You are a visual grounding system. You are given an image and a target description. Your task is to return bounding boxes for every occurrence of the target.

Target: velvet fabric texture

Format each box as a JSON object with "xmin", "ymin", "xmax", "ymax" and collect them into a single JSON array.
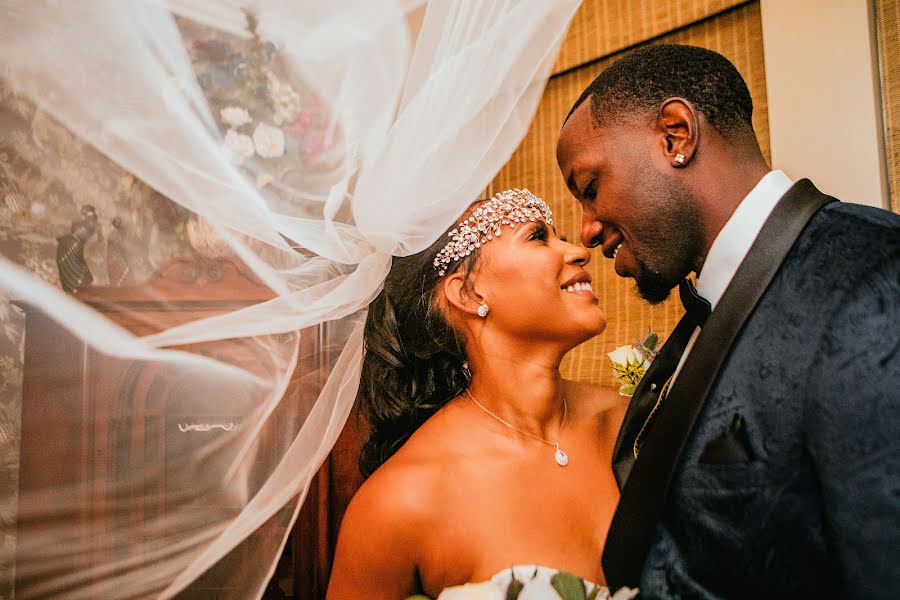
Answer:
[{"xmin": 636, "ymin": 184, "xmax": 900, "ymax": 598}]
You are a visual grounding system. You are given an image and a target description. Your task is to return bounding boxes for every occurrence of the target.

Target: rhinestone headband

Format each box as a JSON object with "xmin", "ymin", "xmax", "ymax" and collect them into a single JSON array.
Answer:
[{"xmin": 433, "ymin": 188, "xmax": 554, "ymax": 276}]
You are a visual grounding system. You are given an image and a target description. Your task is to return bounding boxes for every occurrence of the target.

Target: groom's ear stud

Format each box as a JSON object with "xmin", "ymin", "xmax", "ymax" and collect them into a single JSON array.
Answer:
[{"xmin": 674, "ymin": 153, "xmax": 686, "ymax": 165}]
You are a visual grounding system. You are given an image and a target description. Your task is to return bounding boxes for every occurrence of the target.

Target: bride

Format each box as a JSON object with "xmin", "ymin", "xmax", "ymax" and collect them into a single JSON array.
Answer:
[{"xmin": 327, "ymin": 189, "xmax": 627, "ymax": 599}]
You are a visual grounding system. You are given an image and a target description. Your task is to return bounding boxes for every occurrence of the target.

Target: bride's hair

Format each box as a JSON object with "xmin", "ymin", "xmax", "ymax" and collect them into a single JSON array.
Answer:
[{"xmin": 357, "ymin": 223, "xmax": 480, "ymax": 478}]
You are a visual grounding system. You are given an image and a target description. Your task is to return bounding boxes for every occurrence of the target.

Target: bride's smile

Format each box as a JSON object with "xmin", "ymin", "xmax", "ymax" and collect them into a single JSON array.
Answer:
[{"xmin": 441, "ymin": 210, "xmax": 606, "ymax": 355}]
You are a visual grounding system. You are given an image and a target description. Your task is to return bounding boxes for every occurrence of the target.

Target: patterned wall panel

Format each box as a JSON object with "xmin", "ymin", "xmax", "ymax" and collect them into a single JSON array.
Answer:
[
  {"xmin": 876, "ymin": 0, "xmax": 900, "ymax": 213},
  {"xmin": 492, "ymin": 1, "xmax": 769, "ymax": 387},
  {"xmin": 554, "ymin": 0, "xmax": 751, "ymax": 74}
]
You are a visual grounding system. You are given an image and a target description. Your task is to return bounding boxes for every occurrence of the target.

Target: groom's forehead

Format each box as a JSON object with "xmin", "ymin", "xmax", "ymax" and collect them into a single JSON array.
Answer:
[
  {"xmin": 558, "ymin": 103, "xmax": 622, "ymax": 175},
  {"xmin": 557, "ymin": 103, "xmax": 597, "ymax": 161}
]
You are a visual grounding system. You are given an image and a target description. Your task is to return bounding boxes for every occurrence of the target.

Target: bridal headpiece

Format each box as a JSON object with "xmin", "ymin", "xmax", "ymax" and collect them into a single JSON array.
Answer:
[{"xmin": 433, "ymin": 188, "xmax": 554, "ymax": 275}]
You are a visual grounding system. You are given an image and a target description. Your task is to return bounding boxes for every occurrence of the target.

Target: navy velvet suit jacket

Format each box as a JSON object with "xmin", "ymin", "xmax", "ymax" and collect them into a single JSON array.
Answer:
[{"xmin": 638, "ymin": 186, "xmax": 900, "ymax": 598}]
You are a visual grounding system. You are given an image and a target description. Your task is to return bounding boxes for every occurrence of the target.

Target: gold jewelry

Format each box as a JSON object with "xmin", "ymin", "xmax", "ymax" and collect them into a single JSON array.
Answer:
[
  {"xmin": 632, "ymin": 374, "xmax": 674, "ymax": 459},
  {"xmin": 465, "ymin": 389, "xmax": 569, "ymax": 466}
]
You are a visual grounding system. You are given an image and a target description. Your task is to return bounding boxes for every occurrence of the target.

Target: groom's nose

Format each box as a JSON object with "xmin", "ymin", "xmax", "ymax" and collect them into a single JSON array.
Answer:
[{"xmin": 581, "ymin": 213, "xmax": 603, "ymax": 248}]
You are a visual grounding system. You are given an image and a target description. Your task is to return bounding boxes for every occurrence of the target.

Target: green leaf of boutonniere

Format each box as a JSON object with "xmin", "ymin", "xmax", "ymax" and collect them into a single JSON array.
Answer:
[
  {"xmin": 549, "ymin": 572, "xmax": 586, "ymax": 600},
  {"xmin": 506, "ymin": 574, "xmax": 524, "ymax": 600}
]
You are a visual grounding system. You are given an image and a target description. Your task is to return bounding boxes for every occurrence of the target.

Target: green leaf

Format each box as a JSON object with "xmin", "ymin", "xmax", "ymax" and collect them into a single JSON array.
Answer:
[
  {"xmin": 404, "ymin": 595, "xmax": 432, "ymax": 600},
  {"xmin": 506, "ymin": 575, "xmax": 524, "ymax": 600},
  {"xmin": 619, "ymin": 383, "xmax": 637, "ymax": 396},
  {"xmin": 550, "ymin": 572, "xmax": 586, "ymax": 600}
]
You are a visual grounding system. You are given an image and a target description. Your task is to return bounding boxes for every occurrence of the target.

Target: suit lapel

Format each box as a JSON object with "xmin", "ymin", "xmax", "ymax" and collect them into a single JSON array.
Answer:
[
  {"xmin": 611, "ymin": 316, "xmax": 696, "ymax": 487},
  {"xmin": 602, "ymin": 180, "xmax": 836, "ymax": 589}
]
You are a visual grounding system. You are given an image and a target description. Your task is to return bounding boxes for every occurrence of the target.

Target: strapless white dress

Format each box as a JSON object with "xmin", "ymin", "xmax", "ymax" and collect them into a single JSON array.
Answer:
[{"xmin": 435, "ymin": 565, "xmax": 638, "ymax": 600}]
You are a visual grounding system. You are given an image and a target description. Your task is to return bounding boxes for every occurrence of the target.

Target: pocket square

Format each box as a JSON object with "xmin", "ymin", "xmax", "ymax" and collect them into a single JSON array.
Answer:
[{"xmin": 699, "ymin": 414, "xmax": 755, "ymax": 464}]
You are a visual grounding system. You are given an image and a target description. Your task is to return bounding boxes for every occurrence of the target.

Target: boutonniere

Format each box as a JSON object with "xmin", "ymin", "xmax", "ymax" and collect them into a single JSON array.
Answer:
[{"xmin": 608, "ymin": 331, "xmax": 659, "ymax": 396}]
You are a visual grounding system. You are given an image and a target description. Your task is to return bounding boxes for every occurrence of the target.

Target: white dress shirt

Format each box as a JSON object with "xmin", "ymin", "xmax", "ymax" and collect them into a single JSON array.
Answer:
[{"xmin": 669, "ymin": 170, "xmax": 795, "ymax": 385}]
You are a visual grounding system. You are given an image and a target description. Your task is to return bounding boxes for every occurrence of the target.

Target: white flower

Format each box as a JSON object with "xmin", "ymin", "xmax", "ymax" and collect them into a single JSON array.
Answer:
[
  {"xmin": 609, "ymin": 587, "xmax": 640, "ymax": 600},
  {"xmin": 436, "ymin": 581, "xmax": 504, "ymax": 600},
  {"xmin": 607, "ymin": 344, "xmax": 643, "ymax": 366},
  {"xmin": 608, "ymin": 343, "xmax": 651, "ymax": 397},
  {"xmin": 220, "ymin": 106, "xmax": 252, "ymax": 128},
  {"xmin": 517, "ymin": 579, "xmax": 562, "ymax": 599},
  {"xmin": 252, "ymin": 122, "xmax": 285, "ymax": 158},
  {"xmin": 224, "ymin": 129, "xmax": 255, "ymax": 159}
]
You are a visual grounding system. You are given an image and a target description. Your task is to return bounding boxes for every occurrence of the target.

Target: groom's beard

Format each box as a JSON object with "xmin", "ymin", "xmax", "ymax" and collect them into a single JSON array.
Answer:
[
  {"xmin": 634, "ymin": 257, "xmax": 679, "ymax": 304},
  {"xmin": 629, "ymin": 178, "xmax": 703, "ymax": 304}
]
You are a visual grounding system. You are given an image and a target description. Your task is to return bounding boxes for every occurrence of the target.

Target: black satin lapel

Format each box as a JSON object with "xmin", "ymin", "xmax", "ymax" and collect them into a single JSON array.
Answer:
[
  {"xmin": 611, "ymin": 317, "xmax": 696, "ymax": 488},
  {"xmin": 602, "ymin": 180, "xmax": 837, "ymax": 589}
]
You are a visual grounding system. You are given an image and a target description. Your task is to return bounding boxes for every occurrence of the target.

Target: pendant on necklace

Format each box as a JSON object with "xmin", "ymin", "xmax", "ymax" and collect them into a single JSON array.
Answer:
[{"xmin": 554, "ymin": 445, "xmax": 569, "ymax": 467}]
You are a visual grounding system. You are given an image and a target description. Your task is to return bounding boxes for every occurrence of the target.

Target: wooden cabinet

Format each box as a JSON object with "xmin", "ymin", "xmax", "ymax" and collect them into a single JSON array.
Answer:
[{"xmin": 16, "ymin": 257, "xmax": 363, "ymax": 599}]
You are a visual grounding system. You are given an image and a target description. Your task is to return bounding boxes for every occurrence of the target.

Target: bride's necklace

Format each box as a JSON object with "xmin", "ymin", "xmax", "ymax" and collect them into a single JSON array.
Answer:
[{"xmin": 465, "ymin": 389, "xmax": 569, "ymax": 466}]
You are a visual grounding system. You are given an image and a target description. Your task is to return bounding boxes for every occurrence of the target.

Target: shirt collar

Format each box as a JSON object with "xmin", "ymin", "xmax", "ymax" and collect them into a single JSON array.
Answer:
[{"xmin": 695, "ymin": 170, "xmax": 794, "ymax": 309}]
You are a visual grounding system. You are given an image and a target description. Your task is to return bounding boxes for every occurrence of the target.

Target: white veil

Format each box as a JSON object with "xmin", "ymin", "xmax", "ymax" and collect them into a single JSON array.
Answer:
[{"xmin": 0, "ymin": 0, "xmax": 580, "ymax": 597}]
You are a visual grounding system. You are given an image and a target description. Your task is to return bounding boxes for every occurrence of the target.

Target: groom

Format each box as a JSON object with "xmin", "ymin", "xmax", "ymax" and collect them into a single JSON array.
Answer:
[{"xmin": 557, "ymin": 44, "xmax": 900, "ymax": 598}]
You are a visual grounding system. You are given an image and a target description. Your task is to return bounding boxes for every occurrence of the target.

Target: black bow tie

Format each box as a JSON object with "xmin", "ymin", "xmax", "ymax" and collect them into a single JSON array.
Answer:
[{"xmin": 679, "ymin": 278, "xmax": 712, "ymax": 328}]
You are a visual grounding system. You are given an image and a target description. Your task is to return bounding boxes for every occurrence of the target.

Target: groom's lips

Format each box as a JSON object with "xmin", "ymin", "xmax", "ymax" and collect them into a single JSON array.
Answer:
[
  {"xmin": 601, "ymin": 232, "xmax": 624, "ymax": 260},
  {"xmin": 614, "ymin": 247, "xmax": 630, "ymax": 277}
]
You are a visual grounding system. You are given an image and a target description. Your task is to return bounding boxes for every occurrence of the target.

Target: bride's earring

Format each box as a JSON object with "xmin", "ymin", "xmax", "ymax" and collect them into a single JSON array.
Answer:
[
  {"xmin": 477, "ymin": 304, "xmax": 489, "ymax": 318},
  {"xmin": 674, "ymin": 153, "xmax": 685, "ymax": 165}
]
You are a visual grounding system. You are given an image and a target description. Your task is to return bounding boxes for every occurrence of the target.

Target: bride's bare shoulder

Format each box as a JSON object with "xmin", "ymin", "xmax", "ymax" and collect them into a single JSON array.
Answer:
[
  {"xmin": 329, "ymin": 441, "xmax": 449, "ymax": 596},
  {"xmin": 345, "ymin": 447, "xmax": 446, "ymax": 533}
]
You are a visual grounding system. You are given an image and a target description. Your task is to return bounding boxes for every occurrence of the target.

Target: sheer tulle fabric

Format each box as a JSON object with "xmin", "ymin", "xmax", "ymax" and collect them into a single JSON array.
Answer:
[{"xmin": 0, "ymin": 0, "xmax": 580, "ymax": 597}]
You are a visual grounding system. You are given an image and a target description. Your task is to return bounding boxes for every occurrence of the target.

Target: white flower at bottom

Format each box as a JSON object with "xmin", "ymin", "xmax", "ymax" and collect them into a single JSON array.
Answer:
[
  {"xmin": 220, "ymin": 106, "xmax": 252, "ymax": 128},
  {"xmin": 609, "ymin": 587, "xmax": 640, "ymax": 600},
  {"xmin": 224, "ymin": 129, "xmax": 254, "ymax": 159},
  {"xmin": 253, "ymin": 122, "xmax": 286, "ymax": 158},
  {"xmin": 436, "ymin": 581, "xmax": 504, "ymax": 600},
  {"xmin": 517, "ymin": 579, "xmax": 563, "ymax": 599}
]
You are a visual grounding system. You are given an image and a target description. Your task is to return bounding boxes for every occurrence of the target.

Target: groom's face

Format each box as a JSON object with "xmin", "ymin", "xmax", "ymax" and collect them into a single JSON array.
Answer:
[{"xmin": 556, "ymin": 101, "xmax": 702, "ymax": 303}]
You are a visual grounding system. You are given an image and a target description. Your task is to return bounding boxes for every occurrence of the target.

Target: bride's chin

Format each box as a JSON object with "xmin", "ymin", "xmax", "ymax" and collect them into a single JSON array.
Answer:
[{"xmin": 561, "ymin": 319, "xmax": 607, "ymax": 347}]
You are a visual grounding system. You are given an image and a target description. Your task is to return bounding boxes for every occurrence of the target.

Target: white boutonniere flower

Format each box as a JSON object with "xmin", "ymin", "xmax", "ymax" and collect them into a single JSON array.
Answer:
[{"xmin": 608, "ymin": 331, "xmax": 659, "ymax": 396}]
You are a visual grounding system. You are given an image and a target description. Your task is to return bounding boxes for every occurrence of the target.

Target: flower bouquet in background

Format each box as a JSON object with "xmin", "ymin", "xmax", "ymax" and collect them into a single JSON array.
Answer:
[
  {"xmin": 188, "ymin": 9, "xmax": 341, "ymax": 176},
  {"xmin": 608, "ymin": 331, "xmax": 659, "ymax": 396},
  {"xmin": 407, "ymin": 567, "xmax": 638, "ymax": 600}
]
